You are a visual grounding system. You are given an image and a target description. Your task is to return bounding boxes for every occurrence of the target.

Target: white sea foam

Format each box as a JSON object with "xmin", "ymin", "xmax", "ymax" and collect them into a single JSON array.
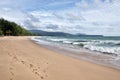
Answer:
[
  {"xmin": 32, "ymin": 36, "xmax": 120, "ymax": 56},
  {"xmin": 77, "ymin": 40, "xmax": 120, "ymax": 56},
  {"xmin": 49, "ymin": 38, "xmax": 67, "ymax": 42},
  {"xmin": 63, "ymin": 41, "xmax": 73, "ymax": 44},
  {"xmin": 84, "ymin": 45, "xmax": 120, "ymax": 56}
]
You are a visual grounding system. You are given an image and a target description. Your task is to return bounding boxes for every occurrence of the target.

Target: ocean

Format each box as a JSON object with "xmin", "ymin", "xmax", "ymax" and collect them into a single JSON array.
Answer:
[{"xmin": 31, "ymin": 36, "xmax": 120, "ymax": 69}]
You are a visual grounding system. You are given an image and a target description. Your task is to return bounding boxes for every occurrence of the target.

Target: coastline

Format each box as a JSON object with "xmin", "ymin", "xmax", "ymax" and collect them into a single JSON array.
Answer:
[
  {"xmin": 31, "ymin": 37, "xmax": 120, "ymax": 70},
  {"xmin": 0, "ymin": 36, "xmax": 120, "ymax": 80}
]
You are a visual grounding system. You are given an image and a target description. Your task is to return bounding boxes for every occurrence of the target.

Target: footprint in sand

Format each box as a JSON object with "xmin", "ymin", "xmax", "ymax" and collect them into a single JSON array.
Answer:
[
  {"xmin": 8, "ymin": 53, "xmax": 12, "ymax": 56},
  {"xmin": 10, "ymin": 78, "xmax": 13, "ymax": 80},
  {"xmin": 35, "ymin": 72, "xmax": 40, "ymax": 76},
  {"xmin": 40, "ymin": 76, "xmax": 44, "ymax": 79},
  {"xmin": 32, "ymin": 69, "xmax": 37, "ymax": 72},
  {"xmin": 10, "ymin": 72, "xmax": 14, "ymax": 76},
  {"xmin": 21, "ymin": 60, "xmax": 25, "ymax": 64},
  {"xmin": 38, "ymin": 67, "xmax": 40, "ymax": 69},
  {"xmin": 9, "ymin": 67, "xmax": 14, "ymax": 75},
  {"xmin": 9, "ymin": 67, "xmax": 13, "ymax": 70},
  {"xmin": 9, "ymin": 67, "xmax": 15, "ymax": 80},
  {"xmin": 13, "ymin": 56, "xmax": 19, "ymax": 61},
  {"xmin": 29, "ymin": 64, "xmax": 33, "ymax": 68},
  {"xmin": 32, "ymin": 68, "xmax": 45, "ymax": 79}
]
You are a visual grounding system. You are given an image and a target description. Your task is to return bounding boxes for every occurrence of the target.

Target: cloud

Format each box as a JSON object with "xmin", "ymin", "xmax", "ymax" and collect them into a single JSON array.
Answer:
[
  {"xmin": 0, "ymin": 7, "xmax": 26, "ymax": 24},
  {"xmin": 46, "ymin": 0, "xmax": 73, "ymax": 7},
  {"xmin": 75, "ymin": 0, "xmax": 90, "ymax": 9},
  {"xmin": 0, "ymin": 0, "xmax": 120, "ymax": 36},
  {"xmin": 45, "ymin": 24, "xmax": 59, "ymax": 29}
]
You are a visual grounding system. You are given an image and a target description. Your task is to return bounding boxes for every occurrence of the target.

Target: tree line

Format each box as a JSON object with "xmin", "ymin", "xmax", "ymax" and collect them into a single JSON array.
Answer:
[{"xmin": 0, "ymin": 18, "xmax": 33, "ymax": 36}]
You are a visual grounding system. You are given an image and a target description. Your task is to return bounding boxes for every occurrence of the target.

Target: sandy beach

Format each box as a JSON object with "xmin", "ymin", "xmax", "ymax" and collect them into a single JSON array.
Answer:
[{"xmin": 0, "ymin": 36, "xmax": 120, "ymax": 80}]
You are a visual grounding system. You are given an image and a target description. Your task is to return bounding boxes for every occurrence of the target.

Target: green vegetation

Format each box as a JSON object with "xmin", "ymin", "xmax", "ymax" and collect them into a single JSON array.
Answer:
[
  {"xmin": 0, "ymin": 29, "xmax": 3, "ymax": 36},
  {"xmin": 0, "ymin": 18, "xmax": 33, "ymax": 36}
]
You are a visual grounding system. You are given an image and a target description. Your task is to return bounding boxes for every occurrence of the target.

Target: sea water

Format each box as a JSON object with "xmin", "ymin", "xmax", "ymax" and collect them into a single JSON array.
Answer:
[
  {"xmin": 31, "ymin": 36, "xmax": 120, "ymax": 69},
  {"xmin": 34, "ymin": 36, "xmax": 120, "ymax": 56}
]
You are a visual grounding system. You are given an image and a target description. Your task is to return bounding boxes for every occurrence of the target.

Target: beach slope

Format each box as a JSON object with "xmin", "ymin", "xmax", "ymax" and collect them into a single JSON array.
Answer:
[{"xmin": 0, "ymin": 36, "xmax": 120, "ymax": 80}]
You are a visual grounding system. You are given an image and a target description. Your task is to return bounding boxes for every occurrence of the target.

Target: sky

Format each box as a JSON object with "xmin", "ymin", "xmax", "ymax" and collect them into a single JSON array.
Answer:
[{"xmin": 0, "ymin": 0, "xmax": 120, "ymax": 36}]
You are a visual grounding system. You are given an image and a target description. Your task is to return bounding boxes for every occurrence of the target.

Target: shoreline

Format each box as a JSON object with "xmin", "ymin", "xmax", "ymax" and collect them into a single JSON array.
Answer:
[
  {"xmin": 31, "ymin": 37, "xmax": 120, "ymax": 70},
  {"xmin": 0, "ymin": 36, "xmax": 120, "ymax": 80}
]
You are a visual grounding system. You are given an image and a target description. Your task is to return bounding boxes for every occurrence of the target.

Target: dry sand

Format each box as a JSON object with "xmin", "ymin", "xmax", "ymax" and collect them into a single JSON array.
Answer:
[{"xmin": 0, "ymin": 36, "xmax": 120, "ymax": 80}]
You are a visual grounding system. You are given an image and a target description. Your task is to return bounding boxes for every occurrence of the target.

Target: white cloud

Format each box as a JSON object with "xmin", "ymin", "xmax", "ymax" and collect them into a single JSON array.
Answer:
[
  {"xmin": 46, "ymin": 0, "xmax": 73, "ymax": 7},
  {"xmin": 25, "ymin": 1, "xmax": 120, "ymax": 36},
  {"xmin": 75, "ymin": 0, "xmax": 89, "ymax": 8},
  {"xmin": 0, "ymin": 8, "xmax": 26, "ymax": 24},
  {"xmin": 0, "ymin": 0, "xmax": 120, "ymax": 36}
]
